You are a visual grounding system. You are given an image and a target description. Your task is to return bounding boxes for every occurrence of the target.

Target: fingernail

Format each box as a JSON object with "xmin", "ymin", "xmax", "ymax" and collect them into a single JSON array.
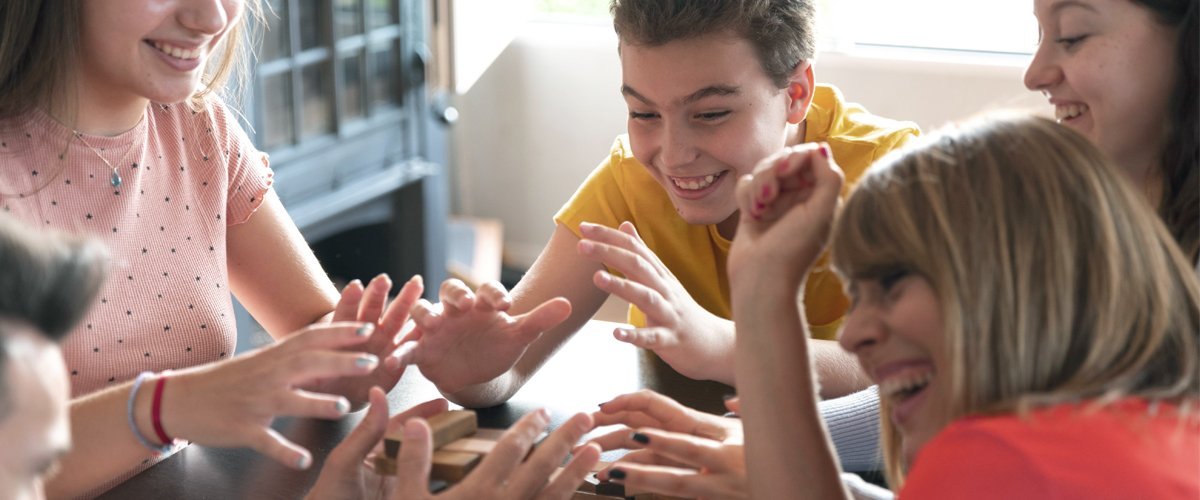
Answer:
[
  {"xmin": 761, "ymin": 184, "xmax": 770, "ymax": 199},
  {"xmin": 580, "ymin": 240, "xmax": 594, "ymax": 253},
  {"xmin": 820, "ymin": 144, "xmax": 831, "ymax": 158},
  {"xmin": 336, "ymin": 398, "xmax": 350, "ymax": 414},
  {"xmin": 595, "ymin": 271, "xmax": 610, "ymax": 283},
  {"xmin": 296, "ymin": 454, "xmax": 312, "ymax": 469},
  {"xmin": 357, "ymin": 324, "xmax": 374, "ymax": 336},
  {"xmin": 357, "ymin": 354, "xmax": 379, "ymax": 368},
  {"xmin": 614, "ymin": 328, "xmax": 630, "ymax": 340},
  {"xmin": 722, "ymin": 393, "xmax": 738, "ymax": 401},
  {"xmin": 631, "ymin": 432, "xmax": 650, "ymax": 444},
  {"xmin": 608, "ymin": 468, "xmax": 626, "ymax": 480},
  {"xmin": 350, "ymin": 279, "xmax": 362, "ymax": 287}
]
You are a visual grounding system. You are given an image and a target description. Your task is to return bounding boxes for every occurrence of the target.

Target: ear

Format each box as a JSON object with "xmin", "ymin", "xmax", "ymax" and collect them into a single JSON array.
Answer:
[{"xmin": 785, "ymin": 60, "xmax": 815, "ymax": 124}]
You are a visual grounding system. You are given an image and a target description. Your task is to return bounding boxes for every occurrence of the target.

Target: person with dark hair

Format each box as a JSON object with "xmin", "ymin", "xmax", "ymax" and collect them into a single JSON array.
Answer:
[{"xmin": 1025, "ymin": 0, "xmax": 1198, "ymax": 262}]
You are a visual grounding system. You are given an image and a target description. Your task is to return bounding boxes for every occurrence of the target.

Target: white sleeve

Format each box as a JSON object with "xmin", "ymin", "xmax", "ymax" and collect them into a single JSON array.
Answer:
[{"xmin": 820, "ymin": 386, "xmax": 882, "ymax": 472}]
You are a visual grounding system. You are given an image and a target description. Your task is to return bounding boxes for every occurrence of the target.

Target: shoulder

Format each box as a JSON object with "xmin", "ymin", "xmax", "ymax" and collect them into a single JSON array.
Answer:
[{"xmin": 809, "ymin": 84, "xmax": 919, "ymax": 165}]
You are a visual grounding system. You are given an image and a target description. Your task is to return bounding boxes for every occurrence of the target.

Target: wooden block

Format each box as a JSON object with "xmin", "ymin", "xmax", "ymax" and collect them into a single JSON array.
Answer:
[
  {"xmin": 441, "ymin": 437, "xmax": 497, "ymax": 455},
  {"xmin": 384, "ymin": 410, "xmax": 479, "ymax": 458},
  {"xmin": 430, "ymin": 450, "xmax": 481, "ymax": 483},
  {"xmin": 372, "ymin": 455, "xmax": 396, "ymax": 476}
]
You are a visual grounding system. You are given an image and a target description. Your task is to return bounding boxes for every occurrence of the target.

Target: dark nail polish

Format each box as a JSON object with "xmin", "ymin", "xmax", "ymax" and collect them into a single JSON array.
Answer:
[
  {"xmin": 608, "ymin": 468, "xmax": 626, "ymax": 480},
  {"xmin": 631, "ymin": 432, "xmax": 650, "ymax": 444}
]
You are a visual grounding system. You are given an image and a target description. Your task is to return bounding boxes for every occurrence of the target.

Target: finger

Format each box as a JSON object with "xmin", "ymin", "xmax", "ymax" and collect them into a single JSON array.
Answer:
[
  {"xmin": 807, "ymin": 141, "xmax": 845, "ymax": 210},
  {"xmin": 628, "ymin": 428, "xmax": 732, "ymax": 472},
  {"xmin": 596, "ymin": 449, "xmax": 683, "ymax": 481},
  {"xmin": 474, "ymin": 281, "xmax": 513, "ymax": 311},
  {"xmin": 538, "ymin": 442, "xmax": 602, "ymax": 500},
  {"xmin": 277, "ymin": 388, "xmax": 354, "ymax": 420},
  {"xmin": 513, "ymin": 298, "xmax": 571, "ymax": 343},
  {"xmin": 577, "ymin": 227, "xmax": 662, "ymax": 285},
  {"xmin": 438, "ymin": 279, "xmax": 475, "ymax": 315},
  {"xmin": 386, "ymin": 398, "xmax": 451, "ymax": 434},
  {"xmin": 612, "ymin": 326, "xmax": 676, "ymax": 350},
  {"xmin": 408, "ymin": 300, "xmax": 442, "ymax": 331},
  {"xmin": 380, "ymin": 275, "xmax": 424, "ymax": 337},
  {"xmin": 277, "ymin": 350, "xmax": 380, "ymax": 386},
  {"xmin": 606, "ymin": 462, "xmax": 721, "ymax": 499},
  {"xmin": 394, "ymin": 418, "xmax": 434, "ymax": 498},
  {"xmin": 386, "ymin": 339, "xmax": 419, "ymax": 373},
  {"xmin": 591, "ymin": 271, "xmax": 674, "ymax": 323},
  {"xmin": 325, "ymin": 387, "xmax": 388, "ymax": 470},
  {"xmin": 332, "ymin": 279, "xmax": 365, "ymax": 323},
  {"xmin": 252, "ymin": 427, "xmax": 314, "ymax": 470},
  {"xmin": 276, "ymin": 322, "xmax": 374, "ymax": 353},
  {"xmin": 507, "ymin": 412, "xmax": 595, "ymax": 496},
  {"xmin": 472, "ymin": 408, "xmax": 550, "ymax": 481},
  {"xmin": 582, "ymin": 426, "xmax": 636, "ymax": 451},
  {"xmin": 359, "ymin": 273, "xmax": 393, "ymax": 325},
  {"xmin": 596, "ymin": 390, "xmax": 726, "ymax": 440},
  {"xmin": 724, "ymin": 396, "xmax": 741, "ymax": 414}
]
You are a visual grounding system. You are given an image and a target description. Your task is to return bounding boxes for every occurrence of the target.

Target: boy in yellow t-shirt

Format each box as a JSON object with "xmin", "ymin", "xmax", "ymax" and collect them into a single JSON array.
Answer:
[{"xmin": 407, "ymin": 0, "xmax": 918, "ymax": 406}]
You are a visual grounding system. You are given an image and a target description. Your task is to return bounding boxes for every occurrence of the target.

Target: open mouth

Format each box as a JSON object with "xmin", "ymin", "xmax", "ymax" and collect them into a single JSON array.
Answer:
[
  {"xmin": 880, "ymin": 367, "xmax": 933, "ymax": 406},
  {"xmin": 670, "ymin": 171, "xmax": 726, "ymax": 191},
  {"xmin": 1055, "ymin": 103, "xmax": 1089, "ymax": 123},
  {"xmin": 147, "ymin": 40, "xmax": 203, "ymax": 61}
]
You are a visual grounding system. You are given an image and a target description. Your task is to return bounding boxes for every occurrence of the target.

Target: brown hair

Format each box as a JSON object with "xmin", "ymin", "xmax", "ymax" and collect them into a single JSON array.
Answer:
[
  {"xmin": 610, "ymin": 0, "xmax": 816, "ymax": 88},
  {"xmin": 0, "ymin": 0, "xmax": 264, "ymax": 121},
  {"xmin": 0, "ymin": 215, "xmax": 107, "ymax": 419},
  {"xmin": 831, "ymin": 114, "xmax": 1200, "ymax": 488},
  {"xmin": 1135, "ymin": 0, "xmax": 1198, "ymax": 261}
]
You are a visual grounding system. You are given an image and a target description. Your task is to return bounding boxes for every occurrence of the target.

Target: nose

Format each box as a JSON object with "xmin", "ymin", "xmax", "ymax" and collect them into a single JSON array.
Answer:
[
  {"xmin": 655, "ymin": 120, "xmax": 699, "ymax": 171},
  {"xmin": 838, "ymin": 305, "xmax": 884, "ymax": 355},
  {"xmin": 1023, "ymin": 43, "xmax": 1061, "ymax": 92},
  {"xmin": 180, "ymin": 0, "xmax": 235, "ymax": 35}
]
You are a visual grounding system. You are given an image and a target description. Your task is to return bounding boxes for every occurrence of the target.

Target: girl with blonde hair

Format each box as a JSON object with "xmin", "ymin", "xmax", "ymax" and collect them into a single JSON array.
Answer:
[{"xmin": 729, "ymin": 114, "xmax": 1199, "ymax": 498}]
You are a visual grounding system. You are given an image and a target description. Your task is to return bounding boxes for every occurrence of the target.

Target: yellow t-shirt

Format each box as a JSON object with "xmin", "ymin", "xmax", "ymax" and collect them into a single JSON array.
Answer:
[{"xmin": 555, "ymin": 84, "xmax": 919, "ymax": 340}]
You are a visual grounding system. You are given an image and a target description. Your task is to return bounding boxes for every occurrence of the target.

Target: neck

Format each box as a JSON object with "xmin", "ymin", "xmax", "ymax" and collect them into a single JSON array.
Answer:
[
  {"xmin": 46, "ymin": 73, "xmax": 150, "ymax": 137},
  {"xmin": 1120, "ymin": 152, "xmax": 1166, "ymax": 210}
]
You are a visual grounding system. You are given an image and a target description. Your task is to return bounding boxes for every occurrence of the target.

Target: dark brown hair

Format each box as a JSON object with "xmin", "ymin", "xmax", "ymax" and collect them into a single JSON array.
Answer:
[
  {"xmin": 1136, "ymin": 0, "xmax": 1198, "ymax": 261},
  {"xmin": 610, "ymin": 0, "xmax": 816, "ymax": 88}
]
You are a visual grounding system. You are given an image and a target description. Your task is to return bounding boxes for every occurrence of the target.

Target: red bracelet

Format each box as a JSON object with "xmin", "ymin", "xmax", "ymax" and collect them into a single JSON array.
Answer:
[{"xmin": 151, "ymin": 372, "xmax": 174, "ymax": 445}]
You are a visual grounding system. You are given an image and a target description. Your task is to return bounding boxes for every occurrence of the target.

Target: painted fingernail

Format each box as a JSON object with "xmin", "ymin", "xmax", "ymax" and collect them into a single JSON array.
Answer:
[
  {"xmin": 356, "ymin": 324, "xmax": 374, "ymax": 336},
  {"xmin": 357, "ymin": 354, "xmax": 379, "ymax": 368},
  {"xmin": 336, "ymin": 398, "xmax": 350, "ymax": 414},
  {"xmin": 608, "ymin": 468, "xmax": 627, "ymax": 480},
  {"xmin": 296, "ymin": 454, "xmax": 312, "ymax": 469},
  {"xmin": 761, "ymin": 184, "xmax": 771, "ymax": 199},
  {"xmin": 631, "ymin": 432, "xmax": 650, "ymax": 444},
  {"xmin": 820, "ymin": 144, "xmax": 831, "ymax": 158}
]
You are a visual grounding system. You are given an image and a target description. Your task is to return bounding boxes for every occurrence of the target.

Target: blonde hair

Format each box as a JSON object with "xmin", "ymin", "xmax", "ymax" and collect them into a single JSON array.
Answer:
[
  {"xmin": 0, "ymin": 0, "xmax": 264, "ymax": 121},
  {"xmin": 830, "ymin": 114, "xmax": 1200, "ymax": 488}
]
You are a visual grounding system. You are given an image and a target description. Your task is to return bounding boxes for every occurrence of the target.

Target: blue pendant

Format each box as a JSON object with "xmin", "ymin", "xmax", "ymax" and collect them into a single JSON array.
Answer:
[{"xmin": 110, "ymin": 170, "xmax": 122, "ymax": 188}]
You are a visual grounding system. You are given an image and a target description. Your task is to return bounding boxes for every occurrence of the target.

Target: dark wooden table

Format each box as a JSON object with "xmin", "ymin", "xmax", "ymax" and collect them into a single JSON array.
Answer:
[{"xmin": 100, "ymin": 320, "xmax": 735, "ymax": 499}]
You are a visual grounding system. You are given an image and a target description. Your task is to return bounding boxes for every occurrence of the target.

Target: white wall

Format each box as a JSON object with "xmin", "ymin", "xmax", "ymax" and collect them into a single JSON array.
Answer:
[{"xmin": 449, "ymin": 21, "xmax": 1047, "ymax": 268}]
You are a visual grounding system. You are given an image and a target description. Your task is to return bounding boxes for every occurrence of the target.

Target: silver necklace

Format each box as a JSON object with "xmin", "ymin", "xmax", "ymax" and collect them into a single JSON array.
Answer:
[{"xmin": 73, "ymin": 131, "xmax": 137, "ymax": 188}]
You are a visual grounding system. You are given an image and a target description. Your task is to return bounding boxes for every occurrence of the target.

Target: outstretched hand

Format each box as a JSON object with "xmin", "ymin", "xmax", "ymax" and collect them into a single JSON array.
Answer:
[
  {"xmin": 729, "ymin": 143, "xmax": 845, "ymax": 287},
  {"xmin": 577, "ymin": 221, "xmax": 733, "ymax": 383},
  {"xmin": 585, "ymin": 390, "xmax": 746, "ymax": 499},
  {"xmin": 308, "ymin": 274, "xmax": 425, "ymax": 407},
  {"xmin": 406, "ymin": 279, "xmax": 572, "ymax": 395},
  {"xmin": 164, "ymin": 322, "xmax": 386, "ymax": 470}
]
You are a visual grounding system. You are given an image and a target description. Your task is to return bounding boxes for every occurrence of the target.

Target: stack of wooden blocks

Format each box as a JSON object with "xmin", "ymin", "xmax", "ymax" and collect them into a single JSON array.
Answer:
[{"xmin": 370, "ymin": 410, "xmax": 684, "ymax": 499}]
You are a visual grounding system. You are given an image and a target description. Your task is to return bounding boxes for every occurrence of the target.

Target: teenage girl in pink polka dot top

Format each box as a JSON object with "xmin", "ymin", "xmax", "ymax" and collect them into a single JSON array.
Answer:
[{"xmin": 0, "ymin": 0, "xmax": 427, "ymax": 496}]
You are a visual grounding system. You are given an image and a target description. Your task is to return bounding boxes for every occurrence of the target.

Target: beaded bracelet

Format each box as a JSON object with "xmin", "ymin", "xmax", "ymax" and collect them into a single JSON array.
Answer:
[{"xmin": 127, "ymin": 371, "xmax": 174, "ymax": 454}]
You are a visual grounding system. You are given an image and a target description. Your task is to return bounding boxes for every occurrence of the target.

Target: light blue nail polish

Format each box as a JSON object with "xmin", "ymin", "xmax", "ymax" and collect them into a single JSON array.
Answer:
[
  {"xmin": 357, "ymin": 355, "xmax": 378, "ymax": 368},
  {"xmin": 336, "ymin": 398, "xmax": 350, "ymax": 414},
  {"xmin": 356, "ymin": 324, "xmax": 374, "ymax": 336},
  {"xmin": 297, "ymin": 454, "xmax": 312, "ymax": 469}
]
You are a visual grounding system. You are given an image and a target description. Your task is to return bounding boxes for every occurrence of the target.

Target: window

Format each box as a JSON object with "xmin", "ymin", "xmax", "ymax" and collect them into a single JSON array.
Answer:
[
  {"xmin": 254, "ymin": 0, "xmax": 406, "ymax": 153},
  {"xmin": 822, "ymin": 0, "xmax": 1037, "ymax": 56}
]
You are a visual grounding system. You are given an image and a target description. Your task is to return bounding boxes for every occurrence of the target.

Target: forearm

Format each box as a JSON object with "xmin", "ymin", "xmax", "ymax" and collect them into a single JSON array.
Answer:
[
  {"xmin": 811, "ymin": 339, "xmax": 873, "ymax": 399},
  {"xmin": 46, "ymin": 382, "xmax": 166, "ymax": 498},
  {"xmin": 734, "ymin": 281, "xmax": 850, "ymax": 500},
  {"xmin": 442, "ymin": 369, "xmax": 524, "ymax": 408}
]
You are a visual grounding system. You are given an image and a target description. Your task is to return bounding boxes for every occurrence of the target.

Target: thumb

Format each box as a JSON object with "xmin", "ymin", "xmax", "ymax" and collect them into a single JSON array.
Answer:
[
  {"xmin": 514, "ymin": 297, "xmax": 572, "ymax": 342},
  {"xmin": 393, "ymin": 418, "xmax": 434, "ymax": 499},
  {"xmin": 326, "ymin": 387, "xmax": 390, "ymax": 469}
]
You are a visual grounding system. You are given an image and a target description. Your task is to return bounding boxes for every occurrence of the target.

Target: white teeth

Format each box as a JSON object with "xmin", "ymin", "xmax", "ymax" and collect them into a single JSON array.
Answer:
[
  {"xmin": 671, "ymin": 173, "xmax": 719, "ymax": 191},
  {"xmin": 1055, "ymin": 103, "xmax": 1088, "ymax": 121},
  {"xmin": 152, "ymin": 41, "xmax": 202, "ymax": 61},
  {"xmin": 879, "ymin": 369, "xmax": 933, "ymax": 401}
]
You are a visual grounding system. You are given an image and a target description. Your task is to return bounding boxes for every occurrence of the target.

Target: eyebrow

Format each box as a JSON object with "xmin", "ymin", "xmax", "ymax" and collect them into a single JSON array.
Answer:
[
  {"xmin": 620, "ymin": 84, "xmax": 742, "ymax": 106},
  {"xmin": 1048, "ymin": 0, "xmax": 1098, "ymax": 15}
]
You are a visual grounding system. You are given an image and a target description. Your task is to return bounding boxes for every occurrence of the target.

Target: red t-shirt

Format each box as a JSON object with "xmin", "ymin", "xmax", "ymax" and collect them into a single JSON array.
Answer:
[{"xmin": 902, "ymin": 399, "xmax": 1200, "ymax": 499}]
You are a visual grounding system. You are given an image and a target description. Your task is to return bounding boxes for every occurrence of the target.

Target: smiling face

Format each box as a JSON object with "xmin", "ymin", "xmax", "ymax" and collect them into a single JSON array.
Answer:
[
  {"xmin": 620, "ymin": 32, "xmax": 809, "ymax": 235},
  {"xmin": 840, "ymin": 272, "xmax": 951, "ymax": 465},
  {"xmin": 0, "ymin": 323, "xmax": 71, "ymax": 500},
  {"xmin": 1024, "ymin": 0, "xmax": 1178, "ymax": 175},
  {"xmin": 77, "ymin": 0, "xmax": 242, "ymax": 110}
]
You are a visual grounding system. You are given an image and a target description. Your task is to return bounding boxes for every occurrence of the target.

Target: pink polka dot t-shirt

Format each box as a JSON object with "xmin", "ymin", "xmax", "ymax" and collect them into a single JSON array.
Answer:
[{"xmin": 0, "ymin": 97, "xmax": 273, "ymax": 397}]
